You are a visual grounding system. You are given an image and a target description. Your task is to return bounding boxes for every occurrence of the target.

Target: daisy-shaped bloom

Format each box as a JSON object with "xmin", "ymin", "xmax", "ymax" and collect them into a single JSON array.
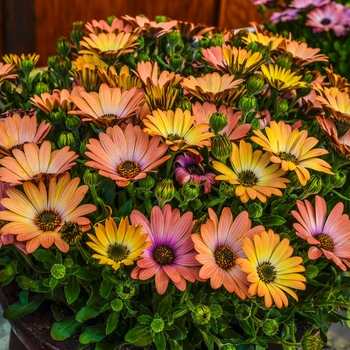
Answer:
[
  {"xmin": 175, "ymin": 21, "xmax": 214, "ymax": 40},
  {"xmin": 130, "ymin": 204, "xmax": 202, "ymax": 294},
  {"xmin": 98, "ymin": 65, "xmax": 143, "ymax": 90},
  {"xmin": 252, "ymin": 120, "xmax": 333, "ymax": 186},
  {"xmin": 290, "ymin": 0, "xmax": 330, "ymax": 9},
  {"xmin": 0, "ymin": 173, "xmax": 96, "ymax": 253},
  {"xmin": 85, "ymin": 124, "xmax": 170, "ymax": 187},
  {"xmin": 323, "ymin": 66, "xmax": 350, "ymax": 91},
  {"xmin": 0, "ymin": 63, "xmax": 17, "ymax": 83},
  {"xmin": 79, "ymin": 31, "xmax": 139, "ymax": 65},
  {"xmin": 69, "ymin": 83, "xmax": 144, "ymax": 128},
  {"xmin": 142, "ymin": 108, "xmax": 214, "ymax": 153},
  {"xmin": 243, "ymin": 32, "xmax": 284, "ymax": 51},
  {"xmin": 306, "ymin": 3, "xmax": 348, "ymax": 37},
  {"xmin": 181, "ymin": 72, "xmax": 244, "ymax": 104},
  {"xmin": 85, "ymin": 18, "xmax": 133, "ymax": 34},
  {"xmin": 213, "ymin": 140, "xmax": 289, "ymax": 203},
  {"xmin": 0, "ymin": 114, "xmax": 51, "ymax": 155},
  {"xmin": 3, "ymin": 53, "xmax": 40, "ymax": 71},
  {"xmin": 192, "ymin": 102, "xmax": 251, "ymax": 142},
  {"xmin": 292, "ymin": 196, "xmax": 350, "ymax": 271},
  {"xmin": 270, "ymin": 9, "xmax": 300, "ymax": 23},
  {"xmin": 192, "ymin": 208, "xmax": 264, "ymax": 299},
  {"xmin": 261, "ymin": 64, "xmax": 307, "ymax": 92},
  {"xmin": 236, "ymin": 229, "xmax": 306, "ymax": 308},
  {"xmin": 174, "ymin": 152, "xmax": 217, "ymax": 194},
  {"xmin": 0, "ymin": 141, "xmax": 78, "ymax": 185},
  {"xmin": 87, "ymin": 217, "xmax": 151, "ymax": 270}
]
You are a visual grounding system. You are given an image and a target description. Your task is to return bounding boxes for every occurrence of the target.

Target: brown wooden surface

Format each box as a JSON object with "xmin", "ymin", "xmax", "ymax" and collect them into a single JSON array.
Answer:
[{"xmin": 0, "ymin": 0, "xmax": 3, "ymax": 60}]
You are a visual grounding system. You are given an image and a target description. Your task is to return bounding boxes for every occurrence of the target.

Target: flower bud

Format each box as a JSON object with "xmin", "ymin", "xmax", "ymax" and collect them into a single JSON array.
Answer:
[
  {"xmin": 247, "ymin": 202, "xmax": 263, "ymax": 219},
  {"xmin": 49, "ymin": 107, "xmax": 66, "ymax": 124},
  {"xmin": 136, "ymin": 36, "xmax": 145, "ymax": 50},
  {"xmin": 211, "ymin": 134, "xmax": 232, "ymax": 163},
  {"xmin": 305, "ymin": 265, "xmax": 319, "ymax": 279},
  {"xmin": 137, "ymin": 53, "xmax": 151, "ymax": 63},
  {"xmin": 79, "ymin": 139, "xmax": 89, "ymax": 155},
  {"xmin": 64, "ymin": 258, "xmax": 74, "ymax": 268},
  {"xmin": 151, "ymin": 318, "xmax": 164, "ymax": 333},
  {"xmin": 231, "ymin": 29, "xmax": 249, "ymax": 48},
  {"xmin": 58, "ymin": 131, "xmax": 75, "ymax": 148},
  {"xmin": 302, "ymin": 72, "xmax": 314, "ymax": 84},
  {"xmin": 0, "ymin": 80, "xmax": 13, "ymax": 94},
  {"xmin": 117, "ymin": 281, "xmax": 136, "ymax": 300},
  {"xmin": 274, "ymin": 53, "xmax": 293, "ymax": 70},
  {"xmin": 139, "ymin": 175, "xmax": 155, "ymax": 190},
  {"xmin": 182, "ymin": 181, "xmax": 200, "ymax": 200},
  {"xmin": 83, "ymin": 168, "xmax": 102, "ymax": 187},
  {"xmin": 65, "ymin": 114, "xmax": 81, "ymax": 130},
  {"xmin": 246, "ymin": 41, "xmax": 260, "ymax": 53},
  {"xmin": 167, "ymin": 31, "xmax": 182, "ymax": 46},
  {"xmin": 154, "ymin": 179, "xmax": 175, "ymax": 207},
  {"xmin": 297, "ymin": 84, "xmax": 311, "ymax": 98},
  {"xmin": 70, "ymin": 21, "xmax": 84, "ymax": 46},
  {"xmin": 175, "ymin": 96, "xmax": 192, "ymax": 112},
  {"xmin": 198, "ymin": 37, "xmax": 210, "ymax": 49},
  {"xmin": 235, "ymin": 303, "xmax": 251, "ymax": 321},
  {"xmin": 34, "ymin": 82, "xmax": 51, "ymax": 96},
  {"xmin": 300, "ymin": 334, "xmax": 324, "ymax": 350},
  {"xmin": 60, "ymin": 221, "xmax": 83, "ymax": 244},
  {"xmin": 218, "ymin": 181, "xmax": 236, "ymax": 198},
  {"xmin": 303, "ymin": 174, "xmax": 323, "ymax": 196},
  {"xmin": 155, "ymin": 15, "xmax": 167, "ymax": 23},
  {"xmin": 111, "ymin": 298, "xmax": 123, "ymax": 312},
  {"xmin": 330, "ymin": 170, "xmax": 347, "ymax": 188},
  {"xmin": 262, "ymin": 319, "xmax": 279, "ymax": 336},
  {"xmin": 51, "ymin": 264, "xmax": 66, "ymax": 279},
  {"xmin": 169, "ymin": 53, "xmax": 184, "ymax": 71},
  {"xmin": 192, "ymin": 304, "xmax": 211, "ymax": 325},
  {"xmin": 208, "ymin": 34, "xmax": 224, "ymax": 47},
  {"xmin": 259, "ymin": 46, "xmax": 271, "ymax": 61},
  {"xmin": 275, "ymin": 99, "xmax": 289, "ymax": 116},
  {"xmin": 56, "ymin": 36, "xmax": 71, "ymax": 56},
  {"xmin": 246, "ymin": 74, "xmax": 265, "ymax": 96},
  {"xmin": 107, "ymin": 16, "xmax": 116, "ymax": 26},
  {"xmin": 54, "ymin": 56, "xmax": 72, "ymax": 75},
  {"xmin": 239, "ymin": 96, "xmax": 257, "ymax": 115},
  {"xmin": 209, "ymin": 112, "xmax": 228, "ymax": 134},
  {"xmin": 210, "ymin": 304, "xmax": 223, "ymax": 319},
  {"xmin": 20, "ymin": 59, "xmax": 35, "ymax": 74}
]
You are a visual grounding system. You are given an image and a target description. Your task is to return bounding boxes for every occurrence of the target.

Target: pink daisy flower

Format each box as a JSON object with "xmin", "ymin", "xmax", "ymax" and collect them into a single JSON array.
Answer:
[
  {"xmin": 292, "ymin": 195, "xmax": 350, "ymax": 271},
  {"xmin": 270, "ymin": 9, "xmax": 300, "ymax": 23},
  {"xmin": 289, "ymin": 0, "xmax": 330, "ymax": 9},
  {"xmin": 130, "ymin": 204, "xmax": 202, "ymax": 294}
]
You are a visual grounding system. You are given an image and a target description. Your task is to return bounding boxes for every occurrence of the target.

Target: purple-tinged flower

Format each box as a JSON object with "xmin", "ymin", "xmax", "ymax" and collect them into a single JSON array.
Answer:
[
  {"xmin": 174, "ymin": 152, "xmax": 217, "ymax": 194},
  {"xmin": 270, "ymin": 9, "xmax": 300, "ymax": 23},
  {"xmin": 250, "ymin": 0, "xmax": 278, "ymax": 7},
  {"xmin": 290, "ymin": 0, "xmax": 330, "ymax": 10}
]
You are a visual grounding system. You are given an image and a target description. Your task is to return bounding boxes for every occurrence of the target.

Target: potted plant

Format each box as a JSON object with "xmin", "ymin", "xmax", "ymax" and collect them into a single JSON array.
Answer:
[{"xmin": 0, "ymin": 14, "xmax": 349, "ymax": 350}]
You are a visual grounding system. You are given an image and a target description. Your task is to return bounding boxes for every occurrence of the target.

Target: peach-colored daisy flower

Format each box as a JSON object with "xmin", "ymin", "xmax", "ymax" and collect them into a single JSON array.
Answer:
[
  {"xmin": 85, "ymin": 123, "xmax": 170, "ymax": 187},
  {"xmin": 292, "ymin": 196, "xmax": 350, "ymax": 271},
  {"xmin": 192, "ymin": 207, "xmax": 264, "ymax": 299},
  {"xmin": 0, "ymin": 63, "xmax": 17, "ymax": 83},
  {"xmin": 85, "ymin": 18, "xmax": 133, "ymax": 34},
  {"xmin": 0, "ymin": 141, "xmax": 78, "ymax": 185},
  {"xmin": 0, "ymin": 173, "xmax": 96, "ymax": 253}
]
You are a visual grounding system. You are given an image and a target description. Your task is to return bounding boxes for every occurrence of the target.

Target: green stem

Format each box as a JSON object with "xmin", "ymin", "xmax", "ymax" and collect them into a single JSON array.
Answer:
[{"xmin": 165, "ymin": 151, "xmax": 177, "ymax": 178}]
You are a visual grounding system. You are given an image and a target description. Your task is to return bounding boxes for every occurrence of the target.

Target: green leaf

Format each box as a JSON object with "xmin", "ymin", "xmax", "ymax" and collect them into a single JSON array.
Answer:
[
  {"xmin": 168, "ymin": 339, "xmax": 183, "ymax": 350},
  {"xmin": 50, "ymin": 316, "xmax": 81, "ymax": 341},
  {"xmin": 118, "ymin": 200, "xmax": 132, "ymax": 217},
  {"xmin": 153, "ymin": 331, "xmax": 166, "ymax": 350},
  {"xmin": 138, "ymin": 314, "xmax": 153, "ymax": 325},
  {"xmin": 33, "ymin": 249, "xmax": 55, "ymax": 264},
  {"xmin": 125, "ymin": 325, "xmax": 150, "ymax": 343},
  {"xmin": 79, "ymin": 324, "xmax": 106, "ymax": 345},
  {"xmin": 49, "ymin": 277, "xmax": 58, "ymax": 290},
  {"xmin": 76, "ymin": 305, "xmax": 100, "ymax": 322},
  {"xmin": 106, "ymin": 310, "xmax": 119, "ymax": 335},
  {"xmin": 3, "ymin": 295, "xmax": 45, "ymax": 320},
  {"xmin": 75, "ymin": 267, "xmax": 101, "ymax": 281},
  {"xmin": 65, "ymin": 275, "xmax": 80, "ymax": 305},
  {"xmin": 158, "ymin": 294, "xmax": 172, "ymax": 317},
  {"xmin": 100, "ymin": 279, "xmax": 113, "ymax": 299},
  {"xmin": 124, "ymin": 299, "xmax": 138, "ymax": 314},
  {"xmin": 16, "ymin": 275, "xmax": 38, "ymax": 290},
  {"xmin": 259, "ymin": 215, "xmax": 286, "ymax": 227}
]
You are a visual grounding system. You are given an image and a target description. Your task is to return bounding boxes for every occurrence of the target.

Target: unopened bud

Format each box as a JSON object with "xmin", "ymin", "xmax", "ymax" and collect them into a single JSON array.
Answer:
[
  {"xmin": 49, "ymin": 107, "xmax": 66, "ymax": 124},
  {"xmin": 65, "ymin": 114, "xmax": 81, "ymax": 130},
  {"xmin": 107, "ymin": 16, "xmax": 116, "ymax": 26},
  {"xmin": 304, "ymin": 174, "xmax": 323, "ymax": 195},
  {"xmin": 235, "ymin": 303, "xmax": 251, "ymax": 321},
  {"xmin": 239, "ymin": 95, "xmax": 257, "ymax": 115},
  {"xmin": 209, "ymin": 112, "xmax": 228, "ymax": 134},
  {"xmin": 182, "ymin": 181, "xmax": 200, "ymax": 200},
  {"xmin": 20, "ymin": 59, "xmax": 35, "ymax": 74},
  {"xmin": 56, "ymin": 36, "xmax": 71, "ymax": 56},
  {"xmin": 155, "ymin": 15, "xmax": 167, "ymax": 23},
  {"xmin": 139, "ymin": 175, "xmax": 155, "ymax": 190},
  {"xmin": 34, "ymin": 82, "xmax": 51, "ymax": 96},
  {"xmin": 175, "ymin": 96, "xmax": 192, "ymax": 112},
  {"xmin": 208, "ymin": 33, "xmax": 224, "ymax": 47},
  {"xmin": 58, "ymin": 131, "xmax": 75, "ymax": 148},
  {"xmin": 169, "ymin": 53, "xmax": 184, "ymax": 71},
  {"xmin": 262, "ymin": 319, "xmax": 279, "ymax": 336},
  {"xmin": 151, "ymin": 318, "xmax": 164, "ymax": 333},
  {"xmin": 117, "ymin": 281, "xmax": 136, "ymax": 300},
  {"xmin": 330, "ymin": 170, "xmax": 347, "ymax": 188},
  {"xmin": 211, "ymin": 134, "xmax": 232, "ymax": 163},
  {"xmin": 274, "ymin": 53, "xmax": 292, "ymax": 70},
  {"xmin": 111, "ymin": 298, "xmax": 123, "ymax": 312},
  {"xmin": 275, "ymin": 99, "xmax": 289, "ymax": 116},
  {"xmin": 210, "ymin": 304, "xmax": 223, "ymax": 319},
  {"xmin": 246, "ymin": 74, "xmax": 265, "ymax": 96},
  {"xmin": 300, "ymin": 334, "xmax": 324, "ymax": 350},
  {"xmin": 218, "ymin": 181, "xmax": 236, "ymax": 198},
  {"xmin": 83, "ymin": 168, "xmax": 101, "ymax": 187},
  {"xmin": 192, "ymin": 304, "xmax": 211, "ymax": 325},
  {"xmin": 167, "ymin": 31, "xmax": 182, "ymax": 46},
  {"xmin": 51, "ymin": 264, "xmax": 66, "ymax": 279},
  {"xmin": 154, "ymin": 179, "xmax": 175, "ymax": 207}
]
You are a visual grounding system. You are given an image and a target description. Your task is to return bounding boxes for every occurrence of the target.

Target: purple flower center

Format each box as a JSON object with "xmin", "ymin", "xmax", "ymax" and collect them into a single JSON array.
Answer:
[
  {"xmin": 314, "ymin": 233, "xmax": 334, "ymax": 252},
  {"xmin": 320, "ymin": 18, "xmax": 331, "ymax": 25},
  {"xmin": 153, "ymin": 244, "xmax": 175, "ymax": 265},
  {"xmin": 187, "ymin": 164, "xmax": 204, "ymax": 175},
  {"xmin": 214, "ymin": 245, "xmax": 235, "ymax": 270}
]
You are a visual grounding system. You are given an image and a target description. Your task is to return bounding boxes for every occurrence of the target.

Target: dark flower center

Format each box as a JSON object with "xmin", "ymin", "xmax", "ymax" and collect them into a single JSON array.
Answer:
[
  {"xmin": 314, "ymin": 233, "xmax": 334, "ymax": 252},
  {"xmin": 153, "ymin": 245, "xmax": 175, "ymax": 265},
  {"xmin": 257, "ymin": 262, "xmax": 276, "ymax": 283},
  {"xmin": 35, "ymin": 210, "xmax": 61, "ymax": 231},
  {"xmin": 108, "ymin": 243, "xmax": 129, "ymax": 262},
  {"xmin": 214, "ymin": 245, "xmax": 235, "ymax": 270},
  {"xmin": 168, "ymin": 133, "xmax": 183, "ymax": 142},
  {"xmin": 320, "ymin": 18, "xmax": 331, "ymax": 25},
  {"xmin": 0, "ymin": 220, "xmax": 9, "ymax": 230},
  {"xmin": 279, "ymin": 151, "xmax": 297, "ymax": 163},
  {"xmin": 238, "ymin": 170, "xmax": 258, "ymax": 187},
  {"xmin": 187, "ymin": 164, "xmax": 204, "ymax": 175},
  {"xmin": 117, "ymin": 160, "xmax": 141, "ymax": 179},
  {"xmin": 59, "ymin": 222, "xmax": 83, "ymax": 244}
]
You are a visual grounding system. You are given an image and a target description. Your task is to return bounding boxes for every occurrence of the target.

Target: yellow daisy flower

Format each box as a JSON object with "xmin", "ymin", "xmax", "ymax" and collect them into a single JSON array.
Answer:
[
  {"xmin": 243, "ymin": 32, "xmax": 284, "ymax": 51},
  {"xmin": 236, "ymin": 229, "xmax": 306, "ymax": 309},
  {"xmin": 251, "ymin": 120, "xmax": 333, "ymax": 186},
  {"xmin": 261, "ymin": 64, "xmax": 307, "ymax": 92},
  {"xmin": 87, "ymin": 217, "xmax": 151, "ymax": 271},
  {"xmin": 212, "ymin": 140, "xmax": 290, "ymax": 203}
]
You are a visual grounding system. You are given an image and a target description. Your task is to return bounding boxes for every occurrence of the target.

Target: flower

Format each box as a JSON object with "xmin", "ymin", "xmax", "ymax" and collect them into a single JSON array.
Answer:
[
  {"xmin": 130, "ymin": 204, "xmax": 201, "ymax": 294},
  {"xmin": 0, "ymin": 173, "xmax": 96, "ymax": 253},
  {"xmin": 192, "ymin": 207, "xmax": 264, "ymax": 299},
  {"xmin": 87, "ymin": 217, "xmax": 151, "ymax": 270},
  {"xmin": 236, "ymin": 229, "xmax": 306, "ymax": 308},
  {"xmin": 0, "ymin": 63, "xmax": 17, "ymax": 83},
  {"xmin": 292, "ymin": 196, "xmax": 350, "ymax": 271}
]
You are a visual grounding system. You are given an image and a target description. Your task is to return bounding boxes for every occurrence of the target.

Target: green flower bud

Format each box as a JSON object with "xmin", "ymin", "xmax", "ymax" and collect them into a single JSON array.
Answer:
[
  {"xmin": 218, "ymin": 181, "xmax": 236, "ymax": 198},
  {"xmin": 208, "ymin": 33, "xmax": 224, "ymax": 47},
  {"xmin": 182, "ymin": 181, "xmax": 200, "ymax": 200},
  {"xmin": 220, "ymin": 344, "xmax": 236, "ymax": 350},
  {"xmin": 0, "ymin": 80, "xmax": 13, "ymax": 94},
  {"xmin": 139, "ymin": 175, "xmax": 155, "ymax": 190},
  {"xmin": 54, "ymin": 56, "xmax": 72, "ymax": 75},
  {"xmin": 60, "ymin": 221, "xmax": 83, "ymax": 244},
  {"xmin": 297, "ymin": 84, "xmax": 311, "ymax": 97},
  {"xmin": 239, "ymin": 95, "xmax": 257, "ymax": 115},
  {"xmin": 246, "ymin": 74, "xmax": 265, "ymax": 96},
  {"xmin": 303, "ymin": 174, "xmax": 323, "ymax": 196},
  {"xmin": 302, "ymin": 72, "xmax": 314, "ymax": 84},
  {"xmin": 275, "ymin": 99, "xmax": 289, "ymax": 116},
  {"xmin": 49, "ymin": 107, "xmax": 66, "ymax": 124},
  {"xmin": 117, "ymin": 281, "xmax": 136, "ymax": 300},
  {"xmin": 58, "ymin": 131, "xmax": 75, "ymax": 148},
  {"xmin": 155, "ymin": 15, "xmax": 167, "ymax": 23},
  {"xmin": 167, "ymin": 31, "xmax": 182, "ymax": 46},
  {"xmin": 305, "ymin": 265, "xmax": 319, "ymax": 279},
  {"xmin": 51, "ymin": 264, "xmax": 66, "ymax": 279},
  {"xmin": 247, "ymin": 202, "xmax": 263, "ymax": 219},
  {"xmin": 287, "ymin": 172, "xmax": 303, "ymax": 190},
  {"xmin": 259, "ymin": 46, "xmax": 271, "ymax": 61},
  {"xmin": 154, "ymin": 178, "xmax": 175, "ymax": 207},
  {"xmin": 192, "ymin": 304, "xmax": 211, "ymax": 325},
  {"xmin": 151, "ymin": 318, "xmax": 164, "ymax": 333},
  {"xmin": 64, "ymin": 258, "xmax": 74, "ymax": 268},
  {"xmin": 209, "ymin": 112, "xmax": 228, "ymax": 134},
  {"xmin": 65, "ymin": 114, "xmax": 81, "ymax": 130},
  {"xmin": 274, "ymin": 53, "xmax": 293, "ymax": 70},
  {"xmin": 34, "ymin": 82, "xmax": 51, "ymax": 96},
  {"xmin": 211, "ymin": 134, "xmax": 233, "ymax": 163},
  {"xmin": 79, "ymin": 139, "xmax": 89, "ymax": 155},
  {"xmin": 246, "ymin": 41, "xmax": 260, "ymax": 53},
  {"xmin": 111, "ymin": 298, "xmax": 124, "ymax": 312},
  {"xmin": 198, "ymin": 37, "xmax": 210, "ymax": 49},
  {"xmin": 20, "ymin": 59, "xmax": 35, "ymax": 74},
  {"xmin": 300, "ymin": 334, "xmax": 324, "ymax": 350},
  {"xmin": 83, "ymin": 168, "xmax": 102, "ymax": 187},
  {"xmin": 107, "ymin": 16, "xmax": 116, "ymax": 26},
  {"xmin": 231, "ymin": 29, "xmax": 249, "ymax": 48},
  {"xmin": 210, "ymin": 304, "xmax": 223, "ymax": 319},
  {"xmin": 330, "ymin": 170, "xmax": 347, "ymax": 188},
  {"xmin": 175, "ymin": 96, "xmax": 192, "ymax": 112},
  {"xmin": 70, "ymin": 21, "xmax": 84, "ymax": 46},
  {"xmin": 262, "ymin": 319, "xmax": 279, "ymax": 336},
  {"xmin": 169, "ymin": 53, "xmax": 184, "ymax": 71},
  {"xmin": 235, "ymin": 303, "xmax": 251, "ymax": 321},
  {"xmin": 47, "ymin": 56, "xmax": 57, "ymax": 69},
  {"xmin": 56, "ymin": 36, "xmax": 71, "ymax": 56},
  {"xmin": 137, "ymin": 53, "xmax": 151, "ymax": 63},
  {"xmin": 136, "ymin": 36, "xmax": 145, "ymax": 50}
]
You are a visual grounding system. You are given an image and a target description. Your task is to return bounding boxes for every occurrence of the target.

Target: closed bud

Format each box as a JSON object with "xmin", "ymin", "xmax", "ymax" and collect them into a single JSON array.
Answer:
[
  {"xmin": 137, "ymin": 53, "xmax": 150, "ymax": 63},
  {"xmin": 246, "ymin": 41, "xmax": 260, "ymax": 53},
  {"xmin": 65, "ymin": 114, "xmax": 81, "ymax": 130},
  {"xmin": 304, "ymin": 174, "xmax": 323, "ymax": 196},
  {"xmin": 139, "ymin": 175, "xmax": 155, "ymax": 189},
  {"xmin": 305, "ymin": 265, "xmax": 319, "ymax": 279},
  {"xmin": 107, "ymin": 16, "xmax": 116, "ymax": 26},
  {"xmin": 83, "ymin": 168, "xmax": 102, "ymax": 187},
  {"xmin": 117, "ymin": 281, "xmax": 136, "ymax": 299},
  {"xmin": 49, "ymin": 107, "xmax": 66, "ymax": 124},
  {"xmin": 51, "ymin": 264, "xmax": 66, "ymax": 279},
  {"xmin": 275, "ymin": 99, "xmax": 289, "ymax": 116},
  {"xmin": 198, "ymin": 37, "xmax": 210, "ymax": 49},
  {"xmin": 209, "ymin": 112, "xmax": 228, "ymax": 134},
  {"xmin": 155, "ymin": 15, "xmax": 167, "ymax": 23},
  {"xmin": 70, "ymin": 21, "xmax": 84, "ymax": 45},
  {"xmin": 297, "ymin": 84, "xmax": 311, "ymax": 98},
  {"xmin": 20, "ymin": 59, "xmax": 35, "ymax": 74},
  {"xmin": 34, "ymin": 82, "xmax": 51, "ymax": 96},
  {"xmin": 246, "ymin": 74, "xmax": 265, "ymax": 96},
  {"xmin": 231, "ymin": 29, "xmax": 249, "ymax": 48},
  {"xmin": 60, "ymin": 221, "xmax": 83, "ymax": 244},
  {"xmin": 300, "ymin": 334, "xmax": 324, "ymax": 350},
  {"xmin": 175, "ymin": 96, "xmax": 192, "ymax": 112},
  {"xmin": 235, "ymin": 303, "xmax": 251, "ymax": 321},
  {"xmin": 262, "ymin": 319, "xmax": 279, "ymax": 336},
  {"xmin": 211, "ymin": 134, "xmax": 232, "ymax": 163},
  {"xmin": 0, "ymin": 80, "xmax": 13, "ymax": 94},
  {"xmin": 58, "ymin": 131, "xmax": 75, "ymax": 148},
  {"xmin": 192, "ymin": 304, "xmax": 211, "ymax": 325},
  {"xmin": 330, "ymin": 170, "xmax": 347, "ymax": 188},
  {"xmin": 210, "ymin": 304, "xmax": 223, "ymax": 319},
  {"xmin": 208, "ymin": 33, "xmax": 224, "ymax": 47},
  {"xmin": 259, "ymin": 46, "xmax": 271, "ymax": 61},
  {"xmin": 247, "ymin": 202, "xmax": 263, "ymax": 219},
  {"xmin": 136, "ymin": 36, "xmax": 145, "ymax": 50},
  {"xmin": 151, "ymin": 318, "xmax": 164, "ymax": 333},
  {"xmin": 64, "ymin": 258, "xmax": 74, "ymax": 268},
  {"xmin": 54, "ymin": 56, "xmax": 72, "ymax": 75},
  {"xmin": 167, "ymin": 31, "xmax": 182, "ymax": 46},
  {"xmin": 169, "ymin": 53, "xmax": 184, "ymax": 71},
  {"xmin": 79, "ymin": 139, "xmax": 89, "ymax": 155},
  {"xmin": 274, "ymin": 53, "xmax": 293, "ymax": 70},
  {"xmin": 47, "ymin": 56, "xmax": 57, "ymax": 69},
  {"xmin": 182, "ymin": 181, "xmax": 200, "ymax": 200},
  {"xmin": 219, "ymin": 181, "xmax": 236, "ymax": 198},
  {"xmin": 111, "ymin": 298, "xmax": 123, "ymax": 312},
  {"xmin": 154, "ymin": 178, "xmax": 175, "ymax": 207},
  {"xmin": 56, "ymin": 36, "xmax": 71, "ymax": 56},
  {"xmin": 302, "ymin": 72, "xmax": 314, "ymax": 84},
  {"xmin": 239, "ymin": 95, "xmax": 257, "ymax": 114},
  {"xmin": 287, "ymin": 172, "xmax": 303, "ymax": 190}
]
